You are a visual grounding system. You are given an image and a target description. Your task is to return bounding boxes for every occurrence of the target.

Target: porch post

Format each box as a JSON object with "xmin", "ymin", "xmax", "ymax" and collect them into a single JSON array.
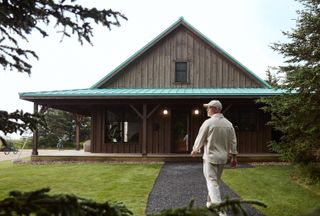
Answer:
[
  {"xmin": 75, "ymin": 114, "xmax": 80, "ymax": 151},
  {"xmin": 142, "ymin": 104, "xmax": 147, "ymax": 155},
  {"xmin": 32, "ymin": 103, "xmax": 39, "ymax": 155}
]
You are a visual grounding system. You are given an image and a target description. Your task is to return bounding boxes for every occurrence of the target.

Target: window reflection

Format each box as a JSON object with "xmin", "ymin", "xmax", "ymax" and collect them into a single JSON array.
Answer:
[{"xmin": 105, "ymin": 108, "xmax": 140, "ymax": 143}]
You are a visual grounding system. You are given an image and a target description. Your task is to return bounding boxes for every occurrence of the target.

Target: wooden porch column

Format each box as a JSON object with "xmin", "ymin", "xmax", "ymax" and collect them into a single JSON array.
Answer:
[
  {"xmin": 130, "ymin": 104, "xmax": 160, "ymax": 156},
  {"xmin": 32, "ymin": 103, "xmax": 39, "ymax": 155},
  {"xmin": 75, "ymin": 114, "xmax": 80, "ymax": 151},
  {"xmin": 142, "ymin": 104, "xmax": 147, "ymax": 155}
]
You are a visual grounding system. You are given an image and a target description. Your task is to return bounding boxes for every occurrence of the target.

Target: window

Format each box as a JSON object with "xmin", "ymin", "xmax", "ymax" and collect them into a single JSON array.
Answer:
[
  {"xmin": 224, "ymin": 107, "xmax": 257, "ymax": 131},
  {"xmin": 105, "ymin": 108, "xmax": 140, "ymax": 143},
  {"xmin": 175, "ymin": 62, "xmax": 188, "ymax": 82},
  {"xmin": 239, "ymin": 108, "xmax": 257, "ymax": 131}
]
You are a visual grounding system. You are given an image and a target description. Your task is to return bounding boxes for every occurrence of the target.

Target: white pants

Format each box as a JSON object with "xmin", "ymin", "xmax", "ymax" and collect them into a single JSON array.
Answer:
[{"xmin": 203, "ymin": 160, "xmax": 225, "ymax": 204}]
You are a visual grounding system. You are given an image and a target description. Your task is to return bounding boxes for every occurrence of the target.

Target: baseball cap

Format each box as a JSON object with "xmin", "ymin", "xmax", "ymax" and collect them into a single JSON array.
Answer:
[{"xmin": 203, "ymin": 100, "xmax": 222, "ymax": 111}]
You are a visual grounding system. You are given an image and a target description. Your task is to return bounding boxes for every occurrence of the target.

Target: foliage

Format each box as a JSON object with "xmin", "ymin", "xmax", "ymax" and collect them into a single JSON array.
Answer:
[
  {"xmin": 264, "ymin": 66, "xmax": 281, "ymax": 87},
  {"xmin": 292, "ymin": 163, "xmax": 320, "ymax": 184},
  {"xmin": 0, "ymin": 110, "xmax": 45, "ymax": 135},
  {"xmin": 0, "ymin": 0, "xmax": 127, "ymax": 74},
  {"xmin": 0, "ymin": 187, "xmax": 266, "ymax": 216},
  {"xmin": 9, "ymin": 137, "xmax": 33, "ymax": 149},
  {"xmin": 148, "ymin": 199, "xmax": 266, "ymax": 216},
  {"xmin": 39, "ymin": 108, "xmax": 90, "ymax": 148},
  {"xmin": 0, "ymin": 0, "xmax": 126, "ymax": 142},
  {"xmin": 0, "ymin": 187, "xmax": 133, "ymax": 216},
  {"xmin": 258, "ymin": 0, "xmax": 320, "ymax": 166},
  {"xmin": 0, "ymin": 110, "xmax": 46, "ymax": 147}
]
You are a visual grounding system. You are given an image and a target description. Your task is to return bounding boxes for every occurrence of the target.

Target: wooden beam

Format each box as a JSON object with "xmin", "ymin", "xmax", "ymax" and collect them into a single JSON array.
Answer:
[
  {"xmin": 223, "ymin": 104, "xmax": 233, "ymax": 114},
  {"xmin": 129, "ymin": 104, "xmax": 143, "ymax": 119},
  {"xmin": 147, "ymin": 104, "xmax": 160, "ymax": 119},
  {"xmin": 142, "ymin": 104, "xmax": 147, "ymax": 155},
  {"xmin": 32, "ymin": 103, "xmax": 39, "ymax": 155},
  {"xmin": 75, "ymin": 114, "xmax": 80, "ymax": 151}
]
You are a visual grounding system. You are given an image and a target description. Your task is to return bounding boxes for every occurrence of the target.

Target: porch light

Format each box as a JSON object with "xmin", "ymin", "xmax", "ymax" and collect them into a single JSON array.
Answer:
[
  {"xmin": 162, "ymin": 109, "xmax": 168, "ymax": 115},
  {"xmin": 194, "ymin": 109, "xmax": 200, "ymax": 115}
]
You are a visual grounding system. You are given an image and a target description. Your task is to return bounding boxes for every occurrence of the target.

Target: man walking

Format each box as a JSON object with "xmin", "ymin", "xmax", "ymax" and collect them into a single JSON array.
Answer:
[{"xmin": 191, "ymin": 100, "xmax": 237, "ymax": 213}]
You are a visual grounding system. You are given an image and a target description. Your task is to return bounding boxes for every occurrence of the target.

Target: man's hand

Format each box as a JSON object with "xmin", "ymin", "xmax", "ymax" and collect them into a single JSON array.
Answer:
[
  {"xmin": 230, "ymin": 154, "xmax": 237, "ymax": 168},
  {"xmin": 191, "ymin": 150, "xmax": 197, "ymax": 157}
]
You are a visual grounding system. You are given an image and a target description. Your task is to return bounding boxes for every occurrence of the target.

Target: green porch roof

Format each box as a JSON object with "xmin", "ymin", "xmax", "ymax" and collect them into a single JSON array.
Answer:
[{"xmin": 20, "ymin": 88, "xmax": 284, "ymax": 99}]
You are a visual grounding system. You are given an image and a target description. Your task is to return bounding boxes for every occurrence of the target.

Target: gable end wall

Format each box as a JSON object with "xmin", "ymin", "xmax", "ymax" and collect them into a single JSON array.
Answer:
[{"xmin": 101, "ymin": 26, "xmax": 263, "ymax": 88}]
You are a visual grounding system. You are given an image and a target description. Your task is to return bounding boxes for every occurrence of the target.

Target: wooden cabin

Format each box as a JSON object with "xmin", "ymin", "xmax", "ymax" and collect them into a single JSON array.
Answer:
[{"xmin": 20, "ymin": 17, "xmax": 282, "ymax": 159}]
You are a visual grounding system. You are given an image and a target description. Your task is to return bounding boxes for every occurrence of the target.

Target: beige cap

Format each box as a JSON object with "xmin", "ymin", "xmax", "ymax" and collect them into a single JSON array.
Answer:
[{"xmin": 203, "ymin": 100, "xmax": 222, "ymax": 111}]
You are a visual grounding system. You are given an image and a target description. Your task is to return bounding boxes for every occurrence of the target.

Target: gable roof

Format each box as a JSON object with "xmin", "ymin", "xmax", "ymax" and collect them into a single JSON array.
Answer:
[{"xmin": 91, "ymin": 17, "xmax": 272, "ymax": 89}]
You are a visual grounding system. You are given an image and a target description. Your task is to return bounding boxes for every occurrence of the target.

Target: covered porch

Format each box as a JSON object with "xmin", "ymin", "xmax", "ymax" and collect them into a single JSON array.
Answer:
[{"xmin": 20, "ymin": 88, "xmax": 282, "ymax": 161}]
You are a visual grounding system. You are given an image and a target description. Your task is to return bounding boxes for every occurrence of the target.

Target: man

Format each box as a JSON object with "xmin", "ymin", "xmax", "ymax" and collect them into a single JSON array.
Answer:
[{"xmin": 191, "ymin": 100, "xmax": 237, "ymax": 212}]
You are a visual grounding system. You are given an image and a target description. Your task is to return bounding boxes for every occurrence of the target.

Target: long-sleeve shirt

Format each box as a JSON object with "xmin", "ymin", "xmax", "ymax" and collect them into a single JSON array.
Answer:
[{"xmin": 192, "ymin": 113, "xmax": 237, "ymax": 164}]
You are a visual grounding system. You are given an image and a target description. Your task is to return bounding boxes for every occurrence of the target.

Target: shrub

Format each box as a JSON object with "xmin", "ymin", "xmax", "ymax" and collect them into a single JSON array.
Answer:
[
  {"xmin": 0, "ymin": 188, "xmax": 267, "ymax": 216},
  {"xmin": 0, "ymin": 188, "xmax": 133, "ymax": 216}
]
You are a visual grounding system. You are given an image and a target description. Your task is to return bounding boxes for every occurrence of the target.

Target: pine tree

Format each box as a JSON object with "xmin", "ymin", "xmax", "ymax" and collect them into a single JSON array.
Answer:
[{"xmin": 259, "ymin": 0, "xmax": 320, "ymax": 165}]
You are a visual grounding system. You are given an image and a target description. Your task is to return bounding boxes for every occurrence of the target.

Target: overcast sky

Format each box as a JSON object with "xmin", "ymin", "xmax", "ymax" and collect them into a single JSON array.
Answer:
[{"xmin": 1, "ymin": 0, "xmax": 301, "ymax": 116}]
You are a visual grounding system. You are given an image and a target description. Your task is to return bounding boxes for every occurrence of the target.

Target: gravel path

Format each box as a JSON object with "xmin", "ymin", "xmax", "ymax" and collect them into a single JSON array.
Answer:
[{"xmin": 146, "ymin": 162, "xmax": 263, "ymax": 216}]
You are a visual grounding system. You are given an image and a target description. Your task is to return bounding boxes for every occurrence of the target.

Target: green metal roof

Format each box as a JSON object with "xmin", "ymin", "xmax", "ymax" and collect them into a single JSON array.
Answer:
[
  {"xmin": 20, "ymin": 88, "xmax": 284, "ymax": 99},
  {"xmin": 91, "ymin": 17, "xmax": 272, "ymax": 89}
]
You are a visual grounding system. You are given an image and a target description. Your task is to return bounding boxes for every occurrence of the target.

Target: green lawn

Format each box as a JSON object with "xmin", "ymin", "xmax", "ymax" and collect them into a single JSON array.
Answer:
[
  {"xmin": 223, "ymin": 165, "xmax": 320, "ymax": 216},
  {"xmin": 1, "ymin": 160, "xmax": 319, "ymax": 216},
  {"xmin": 0, "ymin": 160, "xmax": 162, "ymax": 216}
]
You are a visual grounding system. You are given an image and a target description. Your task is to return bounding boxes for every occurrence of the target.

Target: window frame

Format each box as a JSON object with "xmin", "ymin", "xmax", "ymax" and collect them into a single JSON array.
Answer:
[{"xmin": 174, "ymin": 61, "xmax": 189, "ymax": 83}]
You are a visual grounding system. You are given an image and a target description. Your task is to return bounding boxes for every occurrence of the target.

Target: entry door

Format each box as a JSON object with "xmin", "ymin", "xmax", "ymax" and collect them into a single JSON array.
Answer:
[{"xmin": 171, "ymin": 110, "xmax": 190, "ymax": 153}]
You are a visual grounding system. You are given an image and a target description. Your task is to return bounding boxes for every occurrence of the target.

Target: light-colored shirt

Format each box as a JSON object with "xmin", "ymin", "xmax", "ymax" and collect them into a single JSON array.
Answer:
[{"xmin": 192, "ymin": 113, "xmax": 237, "ymax": 164}]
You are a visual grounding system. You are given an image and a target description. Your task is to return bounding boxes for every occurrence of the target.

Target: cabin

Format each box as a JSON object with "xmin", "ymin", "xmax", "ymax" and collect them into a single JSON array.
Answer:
[{"xmin": 20, "ymin": 17, "xmax": 282, "ymax": 161}]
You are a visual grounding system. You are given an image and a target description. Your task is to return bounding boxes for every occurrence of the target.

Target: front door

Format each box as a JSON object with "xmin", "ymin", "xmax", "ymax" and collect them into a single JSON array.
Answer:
[{"xmin": 171, "ymin": 110, "xmax": 190, "ymax": 153}]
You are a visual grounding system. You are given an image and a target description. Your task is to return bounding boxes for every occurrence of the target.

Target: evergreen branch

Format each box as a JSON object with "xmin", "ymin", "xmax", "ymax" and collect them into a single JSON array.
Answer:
[{"xmin": 0, "ymin": 0, "xmax": 127, "ymax": 74}]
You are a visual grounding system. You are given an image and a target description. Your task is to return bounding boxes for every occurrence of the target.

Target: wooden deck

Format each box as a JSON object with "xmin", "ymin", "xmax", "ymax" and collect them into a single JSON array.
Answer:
[{"xmin": 31, "ymin": 150, "xmax": 280, "ymax": 162}]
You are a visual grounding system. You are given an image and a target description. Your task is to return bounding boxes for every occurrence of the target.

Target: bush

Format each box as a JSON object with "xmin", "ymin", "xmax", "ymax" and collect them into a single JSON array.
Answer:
[
  {"xmin": 7, "ymin": 138, "xmax": 32, "ymax": 149},
  {"xmin": 0, "ymin": 188, "xmax": 267, "ymax": 216},
  {"xmin": 0, "ymin": 188, "xmax": 133, "ymax": 216},
  {"xmin": 292, "ymin": 163, "xmax": 320, "ymax": 184}
]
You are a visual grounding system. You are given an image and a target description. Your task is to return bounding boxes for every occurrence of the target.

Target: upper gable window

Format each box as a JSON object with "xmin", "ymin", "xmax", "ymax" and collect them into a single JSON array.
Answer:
[{"xmin": 175, "ymin": 62, "xmax": 188, "ymax": 83}]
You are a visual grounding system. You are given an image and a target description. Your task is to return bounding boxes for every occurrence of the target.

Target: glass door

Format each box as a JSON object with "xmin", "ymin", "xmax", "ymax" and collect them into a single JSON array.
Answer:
[{"xmin": 171, "ymin": 110, "xmax": 190, "ymax": 153}]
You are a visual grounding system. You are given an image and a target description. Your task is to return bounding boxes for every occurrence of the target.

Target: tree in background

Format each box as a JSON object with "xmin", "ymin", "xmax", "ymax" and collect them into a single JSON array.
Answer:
[
  {"xmin": 0, "ymin": 0, "xmax": 126, "ymax": 139},
  {"xmin": 39, "ymin": 108, "xmax": 90, "ymax": 149},
  {"xmin": 259, "ymin": 0, "xmax": 320, "ymax": 180},
  {"xmin": 264, "ymin": 66, "xmax": 281, "ymax": 88}
]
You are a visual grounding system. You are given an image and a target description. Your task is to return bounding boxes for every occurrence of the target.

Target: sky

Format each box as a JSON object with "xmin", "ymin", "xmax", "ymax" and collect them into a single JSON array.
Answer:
[{"xmin": 1, "ymin": 0, "xmax": 301, "ymax": 116}]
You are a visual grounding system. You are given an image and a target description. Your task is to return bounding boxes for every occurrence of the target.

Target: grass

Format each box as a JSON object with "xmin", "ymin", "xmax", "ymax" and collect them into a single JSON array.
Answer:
[
  {"xmin": 222, "ymin": 164, "xmax": 320, "ymax": 216},
  {"xmin": 1, "ymin": 159, "xmax": 320, "ymax": 216},
  {"xmin": 0, "ymin": 160, "xmax": 162, "ymax": 216}
]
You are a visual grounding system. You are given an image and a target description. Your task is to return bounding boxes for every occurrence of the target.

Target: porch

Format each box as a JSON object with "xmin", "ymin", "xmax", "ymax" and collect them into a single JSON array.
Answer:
[{"xmin": 30, "ymin": 150, "xmax": 280, "ymax": 163}]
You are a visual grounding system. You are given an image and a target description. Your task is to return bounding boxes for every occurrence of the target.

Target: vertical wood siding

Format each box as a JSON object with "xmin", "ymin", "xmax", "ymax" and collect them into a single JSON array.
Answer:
[
  {"xmin": 102, "ymin": 27, "xmax": 262, "ymax": 89},
  {"xmin": 92, "ymin": 102, "xmax": 272, "ymax": 154}
]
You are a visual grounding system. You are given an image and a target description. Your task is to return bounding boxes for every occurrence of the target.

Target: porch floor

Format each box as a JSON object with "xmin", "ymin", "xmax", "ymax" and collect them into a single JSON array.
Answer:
[{"xmin": 30, "ymin": 149, "xmax": 281, "ymax": 162}]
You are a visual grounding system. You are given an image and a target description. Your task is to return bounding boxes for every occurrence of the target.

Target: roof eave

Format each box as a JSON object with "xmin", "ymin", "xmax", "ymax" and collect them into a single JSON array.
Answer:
[{"xmin": 20, "ymin": 94, "xmax": 281, "ymax": 101}]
